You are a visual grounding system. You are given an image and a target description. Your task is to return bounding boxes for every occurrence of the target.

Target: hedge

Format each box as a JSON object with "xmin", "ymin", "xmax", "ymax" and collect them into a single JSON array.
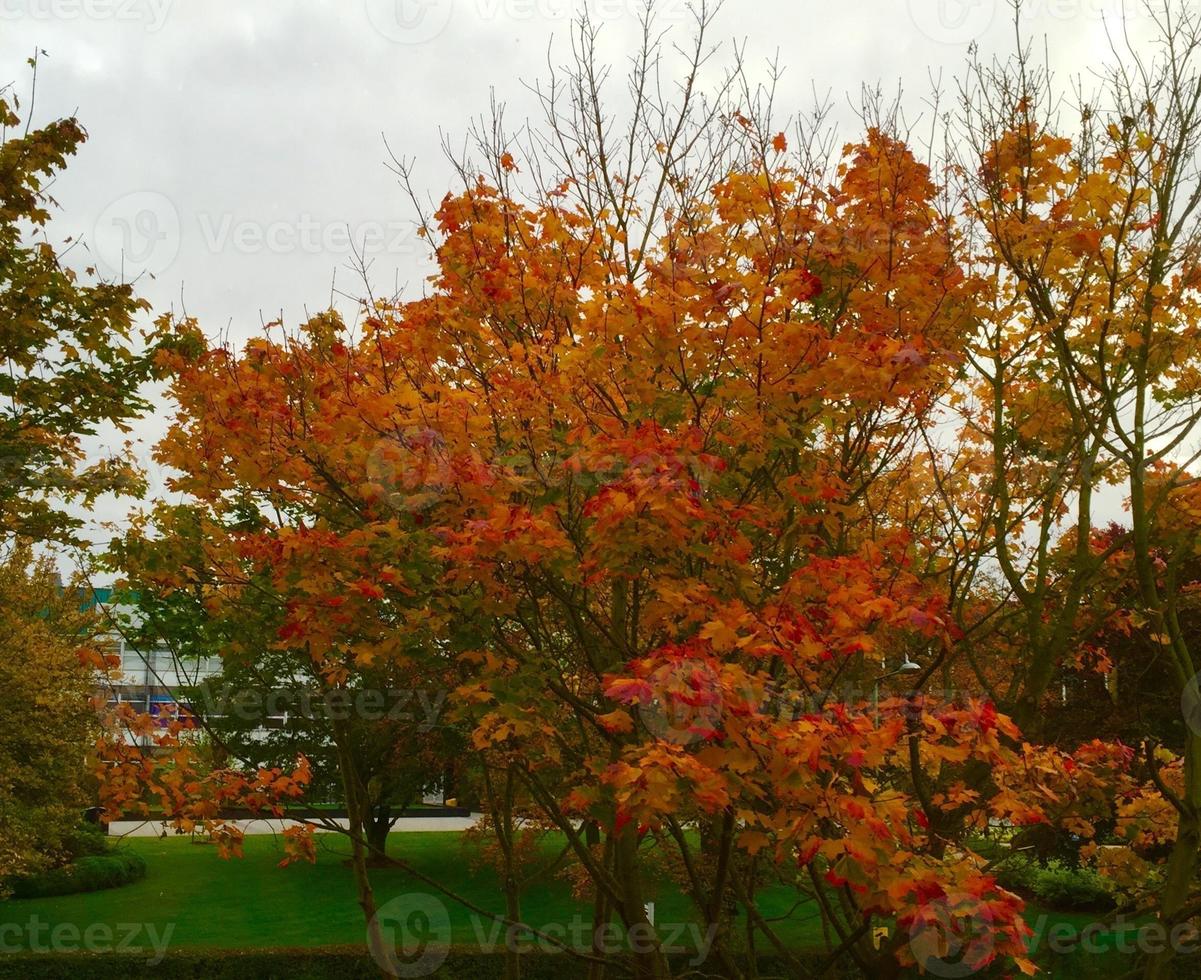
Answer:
[
  {"xmin": 0, "ymin": 949, "xmax": 846, "ymax": 979},
  {"xmin": 4, "ymin": 850, "xmax": 147, "ymax": 900},
  {"xmin": 0, "ymin": 946, "xmax": 1195, "ymax": 978}
]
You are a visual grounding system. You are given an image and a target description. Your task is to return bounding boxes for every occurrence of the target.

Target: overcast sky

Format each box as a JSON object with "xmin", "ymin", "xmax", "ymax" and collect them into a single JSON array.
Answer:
[{"xmin": 0, "ymin": 0, "xmax": 1158, "ymax": 557}]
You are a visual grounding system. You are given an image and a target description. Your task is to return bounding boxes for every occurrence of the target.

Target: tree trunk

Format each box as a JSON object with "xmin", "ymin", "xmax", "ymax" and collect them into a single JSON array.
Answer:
[
  {"xmin": 332, "ymin": 722, "xmax": 390, "ymax": 978},
  {"xmin": 614, "ymin": 825, "xmax": 669, "ymax": 979},
  {"xmin": 587, "ymin": 831, "xmax": 616, "ymax": 980},
  {"xmin": 1144, "ymin": 733, "xmax": 1201, "ymax": 980},
  {"xmin": 503, "ymin": 872, "xmax": 523, "ymax": 980},
  {"xmin": 365, "ymin": 803, "xmax": 393, "ymax": 866}
]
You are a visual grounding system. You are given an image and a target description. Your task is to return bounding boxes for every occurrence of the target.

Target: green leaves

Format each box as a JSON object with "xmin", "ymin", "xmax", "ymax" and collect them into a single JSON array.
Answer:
[{"xmin": 0, "ymin": 87, "xmax": 157, "ymax": 545}]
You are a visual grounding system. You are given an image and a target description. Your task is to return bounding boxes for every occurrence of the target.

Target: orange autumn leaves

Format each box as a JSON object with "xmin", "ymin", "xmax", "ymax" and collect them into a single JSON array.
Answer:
[{"xmin": 107, "ymin": 120, "xmax": 1187, "ymax": 978}]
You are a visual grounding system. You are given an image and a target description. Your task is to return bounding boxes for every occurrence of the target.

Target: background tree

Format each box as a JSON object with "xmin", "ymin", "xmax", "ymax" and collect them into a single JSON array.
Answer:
[
  {"xmin": 926, "ymin": 7, "xmax": 1201, "ymax": 974},
  {"xmin": 1, "ymin": 59, "xmax": 159, "ymax": 545},
  {"xmin": 0, "ymin": 60, "xmax": 161, "ymax": 894},
  {"xmin": 108, "ymin": 530, "xmax": 462, "ymax": 865},
  {"xmin": 0, "ymin": 545, "xmax": 100, "ymax": 889}
]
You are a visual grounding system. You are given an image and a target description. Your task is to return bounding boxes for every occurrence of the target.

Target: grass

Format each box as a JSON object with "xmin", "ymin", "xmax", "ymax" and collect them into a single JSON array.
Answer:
[
  {"xmin": 0, "ymin": 832, "xmax": 825, "ymax": 953},
  {"xmin": 0, "ymin": 831, "xmax": 1178, "ymax": 977}
]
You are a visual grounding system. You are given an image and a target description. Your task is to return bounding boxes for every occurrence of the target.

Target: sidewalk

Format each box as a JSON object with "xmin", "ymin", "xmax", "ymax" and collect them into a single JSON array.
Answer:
[{"xmin": 106, "ymin": 813, "xmax": 483, "ymax": 837}]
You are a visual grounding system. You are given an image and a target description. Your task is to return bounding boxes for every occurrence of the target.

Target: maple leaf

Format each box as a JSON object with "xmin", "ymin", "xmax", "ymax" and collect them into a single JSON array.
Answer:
[{"xmin": 605, "ymin": 678, "xmax": 655, "ymax": 705}]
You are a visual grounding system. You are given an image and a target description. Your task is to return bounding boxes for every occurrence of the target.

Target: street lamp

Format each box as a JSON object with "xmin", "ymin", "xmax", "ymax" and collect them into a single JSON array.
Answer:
[{"xmin": 873, "ymin": 656, "xmax": 922, "ymax": 724}]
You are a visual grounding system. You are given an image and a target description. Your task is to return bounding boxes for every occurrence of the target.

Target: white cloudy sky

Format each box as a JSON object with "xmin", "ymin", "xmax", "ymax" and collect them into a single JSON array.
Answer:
[{"xmin": 0, "ymin": 0, "xmax": 1158, "ymax": 557}]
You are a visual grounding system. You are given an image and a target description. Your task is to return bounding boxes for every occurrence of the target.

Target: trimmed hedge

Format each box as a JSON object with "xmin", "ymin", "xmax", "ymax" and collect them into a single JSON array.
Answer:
[
  {"xmin": 0, "ymin": 947, "xmax": 1194, "ymax": 979},
  {"xmin": 5, "ymin": 850, "xmax": 147, "ymax": 900},
  {"xmin": 0, "ymin": 949, "xmax": 845, "ymax": 979}
]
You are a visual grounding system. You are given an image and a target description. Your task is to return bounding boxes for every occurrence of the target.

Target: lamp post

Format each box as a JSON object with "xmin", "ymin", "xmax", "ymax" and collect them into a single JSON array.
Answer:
[{"xmin": 873, "ymin": 656, "xmax": 921, "ymax": 724}]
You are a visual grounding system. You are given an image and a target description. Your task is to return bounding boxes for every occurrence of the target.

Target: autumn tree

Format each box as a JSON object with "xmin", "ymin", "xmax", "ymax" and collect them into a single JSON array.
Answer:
[
  {"xmin": 0, "ymin": 544, "xmax": 100, "ymax": 889},
  {"xmin": 117, "ymin": 11, "xmax": 1051, "ymax": 980},
  {"xmin": 109, "ymin": 5, "xmax": 1201, "ymax": 980},
  {"xmin": 0, "ymin": 61, "xmax": 164, "ymax": 890},
  {"xmin": 910, "ymin": 5, "xmax": 1201, "ymax": 975},
  {"xmin": 110, "ymin": 521, "xmax": 461, "ymax": 865},
  {"xmin": 0, "ymin": 61, "xmax": 159, "ymax": 545}
]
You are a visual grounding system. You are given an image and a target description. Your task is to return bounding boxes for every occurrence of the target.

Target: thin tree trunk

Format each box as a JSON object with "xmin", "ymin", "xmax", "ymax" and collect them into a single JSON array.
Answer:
[
  {"xmin": 332, "ymin": 721, "xmax": 390, "ymax": 978},
  {"xmin": 1144, "ymin": 732, "xmax": 1201, "ymax": 980}
]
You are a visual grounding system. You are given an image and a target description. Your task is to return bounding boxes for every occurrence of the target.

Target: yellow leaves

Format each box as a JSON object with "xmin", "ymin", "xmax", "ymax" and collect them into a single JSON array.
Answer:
[
  {"xmin": 1063, "ymin": 816, "xmax": 1095, "ymax": 837},
  {"xmin": 739, "ymin": 829, "xmax": 772, "ymax": 855},
  {"xmin": 596, "ymin": 709, "xmax": 634, "ymax": 734},
  {"xmin": 472, "ymin": 711, "xmax": 536, "ymax": 748},
  {"xmin": 602, "ymin": 743, "xmax": 731, "ymax": 826},
  {"xmin": 1090, "ymin": 844, "xmax": 1151, "ymax": 889},
  {"xmin": 455, "ymin": 682, "xmax": 494, "ymax": 705},
  {"xmin": 699, "ymin": 617, "xmax": 741, "ymax": 653}
]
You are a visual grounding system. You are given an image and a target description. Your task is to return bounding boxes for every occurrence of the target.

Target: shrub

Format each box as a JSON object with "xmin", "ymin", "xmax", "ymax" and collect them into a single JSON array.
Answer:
[
  {"xmin": 63, "ymin": 824, "xmax": 111, "ymax": 860},
  {"xmin": 997, "ymin": 859, "xmax": 1116, "ymax": 912},
  {"xmin": 0, "ymin": 950, "xmax": 847, "ymax": 980},
  {"xmin": 1030, "ymin": 863, "xmax": 1117, "ymax": 912},
  {"xmin": 5, "ymin": 850, "xmax": 146, "ymax": 900}
]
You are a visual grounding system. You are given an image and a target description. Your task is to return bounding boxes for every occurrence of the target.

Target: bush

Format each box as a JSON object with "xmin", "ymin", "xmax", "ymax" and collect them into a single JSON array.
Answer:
[
  {"xmin": 0, "ymin": 949, "xmax": 848, "ymax": 980},
  {"xmin": 63, "ymin": 823, "xmax": 111, "ymax": 860},
  {"xmin": 0, "ymin": 946, "xmax": 1193, "ymax": 979},
  {"xmin": 1030, "ymin": 863, "xmax": 1117, "ymax": 912},
  {"xmin": 5, "ymin": 849, "xmax": 146, "ymax": 900},
  {"xmin": 997, "ymin": 859, "xmax": 1116, "ymax": 912}
]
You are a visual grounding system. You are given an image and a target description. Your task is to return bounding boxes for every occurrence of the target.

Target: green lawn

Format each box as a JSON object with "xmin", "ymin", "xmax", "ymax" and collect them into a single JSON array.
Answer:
[
  {"xmin": 0, "ymin": 831, "xmax": 1172, "ymax": 977},
  {"xmin": 0, "ymin": 833, "xmax": 821, "ymax": 952}
]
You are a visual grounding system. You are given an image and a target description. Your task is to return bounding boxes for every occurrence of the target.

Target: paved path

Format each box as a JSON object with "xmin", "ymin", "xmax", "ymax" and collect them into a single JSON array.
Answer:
[{"xmin": 107, "ymin": 814, "xmax": 483, "ymax": 838}]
